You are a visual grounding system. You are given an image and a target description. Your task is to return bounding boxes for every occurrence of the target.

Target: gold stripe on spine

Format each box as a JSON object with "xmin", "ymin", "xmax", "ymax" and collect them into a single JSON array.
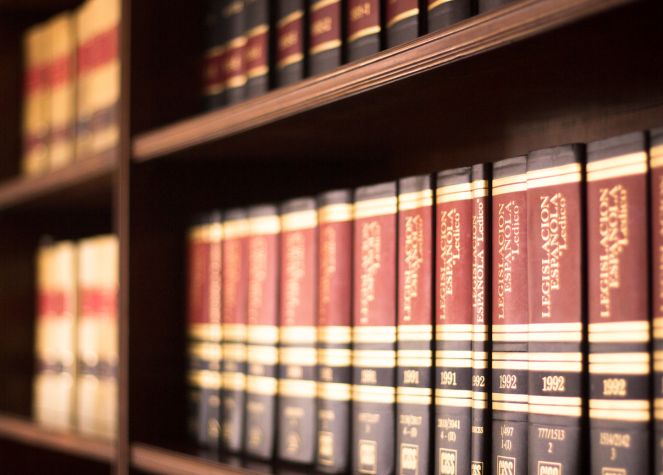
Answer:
[
  {"xmin": 353, "ymin": 325, "xmax": 396, "ymax": 343},
  {"xmin": 655, "ymin": 399, "xmax": 663, "ymax": 420},
  {"xmin": 493, "ymin": 402, "xmax": 529, "ymax": 413},
  {"xmin": 353, "ymin": 385, "xmax": 396, "ymax": 404},
  {"xmin": 654, "ymin": 318, "xmax": 663, "ymax": 338},
  {"xmin": 354, "ymin": 196, "xmax": 397, "ymax": 219},
  {"xmin": 529, "ymin": 406, "xmax": 582, "ymax": 417},
  {"xmin": 528, "ymin": 352, "xmax": 582, "ymax": 362},
  {"xmin": 278, "ymin": 53, "xmax": 305, "ymax": 69},
  {"xmin": 319, "ymin": 382, "xmax": 352, "ymax": 401},
  {"xmin": 436, "ymin": 182, "xmax": 473, "ymax": 204},
  {"xmin": 205, "ymin": 44, "xmax": 226, "ymax": 57},
  {"xmin": 247, "ymin": 375, "xmax": 278, "ymax": 396},
  {"xmin": 249, "ymin": 215, "xmax": 280, "ymax": 236},
  {"xmin": 428, "ymin": 0, "xmax": 453, "ymax": 9},
  {"xmin": 312, "ymin": 0, "xmax": 339, "ymax": 11},
  {"xmin": 223, "ymin": 219, "xmax": 249, "ymax": 239},
  {"xmin": 189, "ymin": 323, "xmax": 222, "ymax": 342},
  {"xmin": 277, "ymin": 9, "xmax": 304, "ymax": 28},
  {"xmin": 280, "ymin": 379, "xmax": 317, "ymax": 397},
  {"xmin": 319, "ymin": 203, "xmax": 353, "ymax": 223},
  {"xmin": 437, "ymin": 388, "xmax": 473, "ymax": 399},
  {"xmin": 471, "ymin": 179, "xmax": 489, "ymax": 197},
  {"xmin": 651, "ymin": 144, "xmax": 663, "ymax": 168},
  {"xmin": 397, "ymin": 387, "xmax": 432, "ymax": 405},
  {"xmin": 399, "ymin": 189, "xmax": 433, "ymax": 211},
  {"xmin": 319, "ymin": 348, "xmax": 352, "ymax": 366},
  {"xmin": 347, "ymin": 25, "xmax": 381, "ymax": 43},
  {"xmin": 529, "ymin": 395, "xmax": 582, "ymax": 406},
  {"xmin": 353, "ymin": 350, "xmax": 396, "ymax": 367},
  {"xmin": 319, "ymin": 325, "xmax": 352, "ymax": 344},
  {"xmin": 223, "ymin": 323, "xmax": 247, "ymax": 341},
  {"xmin": 247, "ymin": 65, "xmax": 269, "ymax": 79},
  {"xmin": 222, "ymin": 342, "xmax": 245, "ymax": 363},
  {"xmin": 526, "ymin": 162, "xmax": 582, "ymax": 190},
  {"xmin": 246, "ymin": 324, "xmax": 279, "ymax": 344},
  {"xmin": 436, "ymin": 397, "xmax": 474, "ymax": 408},
  {"xmin": 281, "ymin": 325, "xmax": 317, "ymax": 343},
  {"xmin": 223, "ymin": 372, "xmax": 246, "ymax": 391},
  {"xmin": 189, "ymin": 342, "xmax": 223, "ymax": 361},
  {"xmin": 281, "ymin": 347, "xmax": 317, "ymax": 366},
  {"xmin": 281, "ymin": 210, "xmax": 317, "ymax": 232},
  {"xmin": 247, "ymin": 24, "xmax": 269, "ymax": 38},
  {"xmin": 310, "ymin": 39, "xmax": 342, "ymax": 55},
  {"xmin": 589, "ymin": 399, "xmax": 650, "ymax": 421},
  {"xmin": 398, "ymin": 349, "xmax": 432, "ymax": 368},
  {"xmin": 387, "ymin": 8, "xmax": 418, "ymax": 28},
  {"xmin": 493, "ymin": 393, "xmax": 528, "ymax": 403},
  {"xmin": 528, "ymin": 361, "xmax": 582, "ymax": 372},
  {"xmin": 189, "ymin": 370, "xmax": 222, "ymax": 389},
  {"xmin": 588, "ymin": 320, "xmax": 649, "ymax": 332},
  {"xmin": 398, "ymin": 324, "xmax": 432, "ymax": 341},
  {"xmin": 493, "ymin": 361, "xmax": 528, "ymax": 370},
  {"xmin": 587, "ymin": 151, "xmax": 647, "ymax": 181},
  {"xmin": 246, "ymin": 345, "xmax": 279, "ymax": 365}
]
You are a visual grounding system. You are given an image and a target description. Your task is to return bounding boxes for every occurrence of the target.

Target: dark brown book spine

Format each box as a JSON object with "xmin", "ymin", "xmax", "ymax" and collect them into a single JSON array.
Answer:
[
  {"xmin": 471, "ymin": 163, "xmax": 491, "ymax": 475},
  {"xmin": 527, "ymin": 145, "xmax": 584, "ymax": 475},
  {"xmin": 386, "ymin": 0, "xmax": 420, "ymax": 48},
  {"xmin": 491, "ymin": 157, "xmax": 528, "ymax": 475},
  {"xmin": 652, "ymin": 128, "xmax": 663, "ymax": 475},
  {"xmin": 316, "ymin": 190, "xmax": 353, "ymax": 473},
  {"xmin": 187, "ymin": 212, "xmax": 223, "ymax": 449},
  {"xmin": 222, "ymin": 0, "xmax": 248, "ymax": 104},
  {"xmin": 435, "ymin": 167, "xmax": 473, "ymax": 475},
  {"xmin": 277, "ymin": 0, "xmax": 306, "ymax": 87},
  {"xmin": 244, "ymin": 205, "xmax": 280, "ymax": 460},
  {"xmin": 277, "ymin": 197, "xmax": 318, "ymax": 464},
  {"xmin": 587, "ymin": 132, "xmax": 650, "ymax": 475},
  {"xmin": 352, "ymin": 181, "xmax": 397, "ymax": 475},
  {"xmin": 244, "ymin": 0, "xmax": 271, "ymax": 98},
  {"xmin": 396, "ymin": 175, "xmax": 433, "ymax": 475},
  {"xmin": 346, "ymin": 0, "xmax": 381, "ymax": 61},
  {"xmin": 309, "ymin": 0, "xmax": 343, "ymax": 76},
  {"xmin": 221, "ymin": 209, "xmax": 249, "ymax": 453},
  {"xmin": 478, "ymin": 0, "xmax": 516, "ymax": 13},
  {"xmin": 203, "ymin": 0, "xmax": 227, "ymax": 110},
  {"xmin": 427, "ymin": 0, "xmax": 471, "ymax": 32}
]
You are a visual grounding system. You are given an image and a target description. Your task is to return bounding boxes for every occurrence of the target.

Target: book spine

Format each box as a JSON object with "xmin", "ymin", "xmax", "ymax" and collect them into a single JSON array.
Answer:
[
  {"xmin": 309, "ymin": 0, "xmax": 343, "ymax": 76},
  {"xmin": 396, "ymin": 176, "xmax": 433, "ymax": 475},
  {"xmin": 278, "ymin": 198, "xmax": 318, "ymax": 464},
  {"xmin": 223, "ymin": 0, "xmax": 248, "ymax": 104},
  {"xmin": 470, "ymin": 163, "xmax": 491, "ymax": 475},
  {"xmin": 427, "ymin": 0, "xmax": 472, "ymax": 33},
  {"xmin": 245, "ymin": 205, "xmax": 280, "ymax": 459},
  {"xmin": 346, "ymin": 0, "xmax": 381, "ymax": 61},
  {"xmin": 186, "ymin": 217, "xmax": 223, "ymax": 448},
  {"xmin": 352, "ymin": 182, "xmax": 397, "ymax": 475},
  {"xmin": 435, "ymin": 167, "xmax": 473, "ymax": 475},
  {"xmin": 244, "ymin": 0, "xmax": 270, "ymax": 98},
  {"xmin": 652, "ymin": 128, "xmax": 663, "ymax": 475},
  {"xmin": 221, "ymin": 211, "xmax": 250, "ymax": 453},
  {"xmin": 316, "ymin": 190, "xmax": 353, "ymax": 473},
  {"xmin": 491, "ymin": 157, "xmax": 528, "ymax": 475},
  {"xmin": 386, "ymin": 0, "xmax": 419, "ymax": 48},
  {"xmin": 203, "ymin": 0, "xmax": 227, "ymax": 109},
  {"xmin": 526, "ymin": 146, "xmax": 584, "ymax": 475},
  {"xmin": 587, "ymin": 132, "xmax": 650, "ymax": 475},
  {"xmin": 276, "ymin": 0, "xmax": 306, "ymax": 87},
  {"xmin": 478, "ymin": 0, "xmax": 515, "ymax": 13}
]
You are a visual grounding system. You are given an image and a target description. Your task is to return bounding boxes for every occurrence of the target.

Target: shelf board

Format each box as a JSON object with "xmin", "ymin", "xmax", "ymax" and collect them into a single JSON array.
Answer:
[
  {"xmin": 132, "ymin": 444, "xmax": 262, "ymax": 475},
  {"xmin": 133, "ymin": 0, "xmax": 633, "ymax": 162},
  {"xmin": 0, "ymin": 153, "xmax": 115, "ymax": 212},
  {"xmin": 0, "ymin": 413, "xmax": 115, "ymax": 463}
]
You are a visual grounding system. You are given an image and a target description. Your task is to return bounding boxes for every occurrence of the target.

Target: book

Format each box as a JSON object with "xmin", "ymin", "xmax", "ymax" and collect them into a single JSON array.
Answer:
[
  {"xmin": 203, "ymin": 0, "xmax": 227, "ymax": 109},
  {"xmin": 396, "ymin": 175, "xmax": 433, "ymax": 475},
  {"xmin": 22, "ymin": 21, "xmax": 50, "ymax": 176},
  {"xmin": 76, "ymin": 234, "xmax": 119, "ymax": 440},
  {"xmin": 427, "ymin": 0, "xmax": 472, "ymax": 33},
  {"xmin": 346, "ymin": 0, "xmax": 381, "ymax": 61},
  {"xmin": 527, "ymin": 145, "xmax": 584, "ymax": 475},
  {"xmin": 386, "ymin": 0, "xmax": 420, "ymax": 48},
  {"xmin": 470, "ymin": 163, "xmax": 491, "ymax": 475},
  {"xmin": 221, "ymin": 209, "xmax": 250, "ymax": 453},
  {"xmin": 33, "ymin": 241, "xmax": 77, "ymax": 430},
  {"xmin": 309, "ymin": 0, "xmax": 343, "ymax": 76},
  {"xmin": 491, "ymin": 156, "xmax": 528, "ymax": 475},
  {"xmin": 652, "ymin": 127, "xmax": 663, "ymax": 475},
  {"xmin": 186, "ymin": 213, "xmax": 223, "ymax": 448},
  {"xmin": 46, "ymin": 13, "xmax": 76, "ymax": 170},
  {"xmin": 435, "ymin": 167, "xmax": 474, "ymax": 475},
  {"xmin": 587, "ymin": 132, "xmax": 650, "ymax": 475},
  {"xmin": 316, "ymin": 189, "xmax": 353, "ymax": 473},
  {"xmin": 245, "ymin": 204, "xmax": 281, "ymax": 459},
  {"xmin": 352, "ymin": 181, "xmax": 397, "ymax": 475},
  {"xmin": 276, "ymin": 0, "xmax": 306, "ymax": 87},
  {"xmin": 222, "ymin": 0, "xmax": 248, "ymax": 105},
  {"xmin": 244, "ymin": 0, "xmax": 271, "ymax": 98},
  {"xmin": 278, "ymin": 197, "xmax": 318, "ymax": 464},
  {"xmin": 478, "ymin": 0, "xmax": 516, "ymax": 13}
]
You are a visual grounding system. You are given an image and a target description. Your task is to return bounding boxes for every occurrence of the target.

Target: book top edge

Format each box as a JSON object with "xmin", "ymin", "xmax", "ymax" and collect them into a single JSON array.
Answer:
[
  {"xmin": 587, "ymin": 131, "xmax": 645, "ymax": 162},
  {"xmin": 318, "ymin": 188, "xmax": 352, "ymax": 206},
  {"xmin": 280, "ymin": 196, "xmax": 317, "ymax": 214},
  {"xmin": 437, "ymin": 166, "xmax": 471, "ymax": 187},
  {"xmin": 493, "ymin": 156, "xmax": 527, "ymax": 179},
  {"xmin": 355, "ymin": 181, "xmax": 397, "ymax": 201},
  {"xmin": 399, "ymin": 174, "xmax": 432, "ymax": 193},
  {"xmin": 528, "ymin": 144, "xmax": 584, "ymax": 171}
]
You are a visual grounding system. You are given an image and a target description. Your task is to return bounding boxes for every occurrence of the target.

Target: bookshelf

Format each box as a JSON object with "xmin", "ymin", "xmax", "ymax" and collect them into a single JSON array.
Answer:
[{"xmin": 0, "ymin": 0, "xmax": 662, "ymax": 474}]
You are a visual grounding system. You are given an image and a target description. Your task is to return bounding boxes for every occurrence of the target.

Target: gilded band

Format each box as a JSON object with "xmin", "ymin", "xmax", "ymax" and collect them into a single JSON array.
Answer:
[
  {"xmin": 387, "ymin": 8, "xmax": 418, "ymax": 28},
  {"xmin": 353, "ymin": 385, "xmax": 396, "ymax": 404},
  {"xmin": 587, "ymin": 151, "xmax": 647, "ymax": 181},
  {"xmin": 319, "ymin": 348, "xmax": 352, "ymax": 366},
  {"xmin": 526, "ymin": 163, "xmax": 581, "ymax": 190},
  {"xmin": 249, "ymin": 215, "xmax": 280, "ymax": 235},
  {"xmin": 222, "ymin": 371, "xmax": 246, "ymax": 391},
  {"xmin": 280, "ymin": 379, "xmax": 317, "ymax": 397},
  {"xmin": 188, "ymin": 323, "xmax": 222, "ymax": 342},
  {"xmin": 310, "ymin": 39, "xmax": 342, "ymax": 55},
  {"xmin": 246, "ymin": 324, "xmax": 279, "ymax": 344},
  {"xmin": 353, "ymin": 349, "xmax": 396, "ymax": 367},
  {"xmin": 347, "ymin": 25, "xmax": 381, "ymax": 43},
  {"xmin": 437, "ymin": 397, "xmax": 473, "ymax": 408},
  {"xmin": 281, "ymin": 210, "xmax": 317, "ymax": 232},
  {"xmin": 436, "ymin": 183, "xmax": 473, "ymax": 204},
  {"xmin": 353, "ymin": 325, "xmax": 396, "ymax": 343},
  {"xmin": 246, "ymin": 345, "xmax": 279, "ymax": 365},
  {"xmin": 398, "ymin": 324, "xmax": 433, "ymax": 341},
  {"xmin": 223, "ymin": 219, "xmax": 249, "ymax": 239},
  {"xmin": 247, "ymin": 64, "xmax": 269, "ymax": 79},
  {"xmin": 319, "ymin": 325, "xmax": 352, "ymax": 344},
  {"xmin": 189, "ymin": 342, "xmax": 223, "ymax": 361},
  {"xmin": 354, "ymin": 196, "xmax": 397, "ymax": 219},
  {"xmin": 312, "ymin": 0, "xmax": 340, "ymax": 11},
  {"xmin": 398, "ymin": 189, "xmax": 433, "ymax": 211},
  {"xmin": 223, "ymin": 323, "xmax": 247, "ymax": 341},
  {"xmin": 246, "ymin": 24, "xmax": 269, "ymax": 38},
  {"xmin": 188, "ymin": 369, "xmax": 222, "ymax": 390},
  {"xmin": 428, "ymin": 0, "xmax": 453, "ymax": 9},
  {"xmin": 277, "ymin": 10, "xmax": 304, "ymax": 28},
  {"xmin": 281, "ymin": 346, "xmax": 317, "ymax": 365},
  {"xmin": 492, "ymin": 401, "xmax": 529, "ymax": 412},
  {"xmin": 223, "ymin": 343, "xmax": 247, "ymax": 362},
  {"xmin": 278, "ymin": 52, "xmax": 304, "ymax": 69},
  {"xmin": 281, "ymin": 325, "xmax": 317, "ymax": 343},
  {"xmin": 319, "ymin": 381, "xmax": 352, "ymax": 401},
  {"xmin": 246, "ymin": 375, "xmax": 278, "ymax": 396},
  {"xmin": 319, "ymin": 203, "xmax": 353, "ymax": 223}
]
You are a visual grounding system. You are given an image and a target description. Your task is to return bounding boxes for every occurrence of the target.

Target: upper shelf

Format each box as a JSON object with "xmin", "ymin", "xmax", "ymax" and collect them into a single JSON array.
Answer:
[{"xmin": 132, "ymin": 0, "xmax": 636, "ymax": 163}]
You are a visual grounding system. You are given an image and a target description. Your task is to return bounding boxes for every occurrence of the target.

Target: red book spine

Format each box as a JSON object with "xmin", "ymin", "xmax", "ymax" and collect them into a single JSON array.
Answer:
[
  {"xmin": 435, "ymin": 167, "xmax": 474, "ymax": 475},
  {"xmin": 245, "ymin": 205, "xmax": 280, "ymax": 459},
  {"xmin": 526, "ymin": 145, "xmax": 584, "ymax": 475},
  {"xmin": 316, "ymin": 190, "xmax": 353, "ymax": 473},
  {"xmin": 491, "ymin": 157, "xmax": 528, "ymax": 475},
  {"xmin": 309, "ymin": 0, "xmax": 342, "ymax": 76},
  {"xmin": 276, "ymin": 0, "xmax": 306, "ymax": 87},
  {"xmin": 652, "ymin": 128, "xmax": 663, "ymax": 475},
  {"xmin": 352, "ymin": 182, "xmax": 397, "ymax": 475},
  {"xmin": 396, "ymin": 175, "xmax": 433, "ymax": 475},
  {"xmin": 386, "ymin": 0, "xmax": 419, "ymax": 48},
  {"xmin": 277, "ymin": 198, "xmax": 318, "ymax": 464},
  {"xmin": 347, "ymin": 0, "xmax": 381, "ymax": 61},
  {"xmin": 587, "ymin": 133, "xmax": 650, "ymax": 475}
]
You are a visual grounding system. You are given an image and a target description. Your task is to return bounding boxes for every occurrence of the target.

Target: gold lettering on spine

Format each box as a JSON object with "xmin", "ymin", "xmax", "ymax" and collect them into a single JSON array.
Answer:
[
  {"xmin": 472, "ymin": 197, "xmax": 486, "ymax": 323},
  {"xmin": 350, "ymin": 2, "xmax": 371, "ymax": 21},
  {"xmin": 598, "ymin": 185, "xmax": 629, "ymax": 319},
  {"xmin": 439, "ymin": 209, "xmax": 461, "ymax": 319},
  {"xmin": 496, "ymin": 202, "xmax": 521, "ymax": 320},
  {"xmin": 248, "ymin": 237, "xmax": 267, "ymax": 322},
  {"xmin": 360, "ymin": 221, "xmax": 381, "ymax": 324},
  {"xmin": 403, "ymin": 215, "xmax": 424, "ymax": 322},
  {"xmin": 539, "ymin": 193, "xmax": 568, "ymax": 319},
  {"xmin": 659, "ymin": 176, "xmax": 663, "ymax": 316},
  {"xmin": 284, "ymin": 232, "xmax": 305, "ymax": 324},
  {"xmin": 224, "ymin": 239, "xmax": 241, "ymax": 317},
  {"xmin": 319, "ymin": 226, "xmax": 337, "ymax": 320}
]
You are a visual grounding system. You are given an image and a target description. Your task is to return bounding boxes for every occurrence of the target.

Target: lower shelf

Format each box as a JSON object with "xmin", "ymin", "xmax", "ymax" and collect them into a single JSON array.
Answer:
[{"xmin": 0, "ymin": 413, "xmax": 115, "ymax": 462}]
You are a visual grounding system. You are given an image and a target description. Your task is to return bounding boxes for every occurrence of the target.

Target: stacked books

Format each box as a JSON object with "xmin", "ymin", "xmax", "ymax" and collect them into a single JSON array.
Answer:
[
  {"xmin": 21, "ymin": 0, "xmax": 121, "ymax": 177},
  {"xmin": 202, "ymin": 0, "xmax": 520, "ymax": 111},
  {"xmin": 33, "ymin": 235, "xmax": 118, "ymax": 440},
  {"xmin": 187, "ymin": 129, "xmax": 660, "ymax": 474}
]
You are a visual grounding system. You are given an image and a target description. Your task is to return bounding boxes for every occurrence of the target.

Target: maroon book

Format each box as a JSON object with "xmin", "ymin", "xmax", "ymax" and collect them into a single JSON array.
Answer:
[
  {"xmin": 309, "ymin": 0, "xmax": 343, "ymax": 76},
  {"xmin": 347, "ymin": 0, "xmax": 381, "ymax": 61},
  {"xmin": 386, "ymin": 0, "xmax": 420, "ymax": 48},
  {"xmin": 587, "ymin": 132, "xmax": 650, "ymax": 475},
  {"xmin": 352, "ymin": 181, "xmax": 397, "ymax": 475},
  {"xmin": 276, "ymin": 0, "xmax": 306, "ymax": 87},
  {"xmin": 652, "ymin": 128, "xmax": 663, "ymax": 475}
]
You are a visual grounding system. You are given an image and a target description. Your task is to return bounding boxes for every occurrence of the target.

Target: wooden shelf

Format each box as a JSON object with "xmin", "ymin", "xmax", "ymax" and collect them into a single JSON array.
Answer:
[
  {"xmin": 131, "ymin": 444, "xmax": 261, "ymax": 475},
  {"xmin": 133, "ymin": 0, "xmax": 633, "ymax": 162},
  {"xmin": 0, "ymin": 413, "xmax": 115, "ymax": 463}
]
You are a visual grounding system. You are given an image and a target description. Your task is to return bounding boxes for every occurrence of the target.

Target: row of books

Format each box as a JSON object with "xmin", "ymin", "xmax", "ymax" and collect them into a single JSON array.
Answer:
[
  {"xmin": 186, "ymin": 129, "xmax": 662, "ymax": 474},
  {"xmin": 34, "ymin": 235, "xmax": 118, "ymax": 440},
  {"xmin": 22, "ymin": 0, "xmax": 121, "ymax": 177},
  {"xmin": 203, "ymin": 0, "xmax": 515, "ymax": 110}
]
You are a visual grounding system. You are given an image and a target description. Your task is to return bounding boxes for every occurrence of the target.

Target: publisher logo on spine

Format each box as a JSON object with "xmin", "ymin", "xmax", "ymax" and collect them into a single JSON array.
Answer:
[
  {"xmin": 471, "ymin": 461, "xmax": 484, "ymax": 475},
  {"xmin": 538, "ymin": 461, "xmax": 562, "ymax": 475},
  {"xmin": 318, "ymin": 430, "xmax": 334, "ymax": 465},
  {"xmin": 399, "ymin": 443, "xmax": 418, "ymax": 475},
  {"xmin": 439, "ymin": 448, "xmax": 457, "ymax": 475},
  {"xmin": 359, "ymin": 439, "xmax": 377, "ymax": 474},
  {"xmin": 601, "ymin": 469, "xmax": 626, "ymax": 475},
  {"xmin": 497, "ymin": 455, "xmax": 516, "ymax": 475}
]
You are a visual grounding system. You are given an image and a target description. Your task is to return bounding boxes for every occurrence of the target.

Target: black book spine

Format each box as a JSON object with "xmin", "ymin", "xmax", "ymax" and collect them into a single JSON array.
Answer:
[
  {"xmin": 276, "ymin": 0, "xmax": 307, "ymax": 87},
  {"xmin": 222, "ymin": 0, "xmax": 248, "ymax": 105},
  {"xmin": 309, "ymin": 0, "xmax": 343, "ymax": 76},
  {"xmin": 244, "ymin": 0, "xmax": 271, "ymax": 98},
  {"xmin": 427, "ymin": 0, "xmax": 471, "ymax": 33},
  {"xmin": 385, "ymin": 0, "xmax": 420, "ymax": 48},
  {"xmin": 346, "ymin": 0, "xmax": 381, "ymax": 61},
  {"xmin": 652, "ymin": 128, "xmax": 663, "ymax": 475},
  {"xmin": 478, "ymin": 0, "xmax": 515, "ymax": 14},
  {"xmin": 203, "ymin": 0, "xmax": 228, "ymax": 110}
]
